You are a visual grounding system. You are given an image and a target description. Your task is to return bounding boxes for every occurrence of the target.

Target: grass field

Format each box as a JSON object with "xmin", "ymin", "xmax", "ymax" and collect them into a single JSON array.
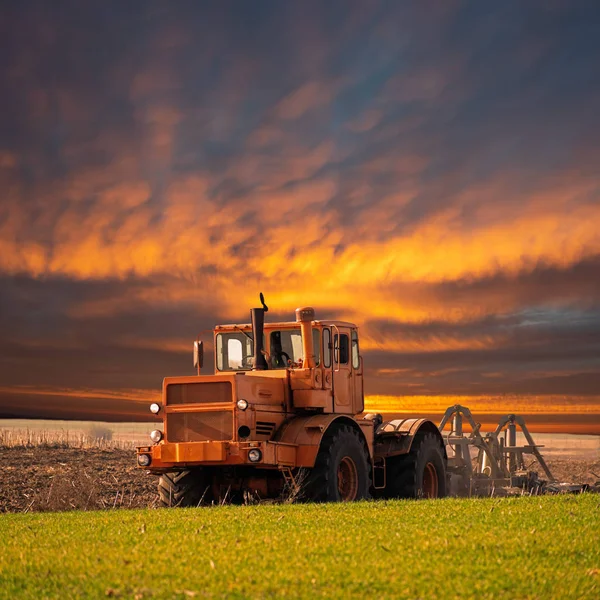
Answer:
[{"xmin": 1, "ymin": 495, "xmax": 599, "ymax": 599}]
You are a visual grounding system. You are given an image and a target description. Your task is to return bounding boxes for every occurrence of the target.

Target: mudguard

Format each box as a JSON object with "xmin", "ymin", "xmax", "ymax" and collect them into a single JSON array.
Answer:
[
  {"xmin": 374, "ymin": 418, "xmax": 446, "ymax": 460},
  {"xmin": 275, "ymin": 414, "xmax": 373, "ymax": 468}
]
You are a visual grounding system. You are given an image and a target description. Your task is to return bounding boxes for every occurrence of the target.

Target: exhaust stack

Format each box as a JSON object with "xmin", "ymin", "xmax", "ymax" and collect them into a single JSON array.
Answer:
[{"xmin": 251, "ymin": 293, "xmax": 269, "ymax": 370}]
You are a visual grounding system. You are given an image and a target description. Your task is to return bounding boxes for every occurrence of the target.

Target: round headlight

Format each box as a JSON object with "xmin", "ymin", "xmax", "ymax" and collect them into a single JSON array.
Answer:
[
  {"xmin": 138, "ymin": 454, "xmax": 151, "ymax": 467},
  {"xmin": 237, "ymin": 399, "xmax": 249, "ymax": 411},
  {"xmin": 150, "ymin": 403, "xmax": 161, "ymax": 414},
  {"xmin": 248, "ymin": 448, "xmax": 262, "ymax": 463},
  {"xmin": 150, "ymin": 429, "xmax": 163, "ymax": 443}
]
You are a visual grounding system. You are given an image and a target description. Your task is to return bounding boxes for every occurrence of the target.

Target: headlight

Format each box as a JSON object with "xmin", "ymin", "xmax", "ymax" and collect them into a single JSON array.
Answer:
[
  {"xmin": 248, "ymin": 449, "xmax": 262, "ymax": 463},
  {"xmin": 150, "ymin": 429, "xmax": 163, "ymax": 443},
  {"xmin": 138, "ymin": 454, "xmax": 151, "ymax": 467},
  {"xmin": 237, "ymin": 399, "xmax": 248, "ymax": 411},
  {"xmin": 150, "ymin": 403, "xmax": 161, "ymax": 414}
]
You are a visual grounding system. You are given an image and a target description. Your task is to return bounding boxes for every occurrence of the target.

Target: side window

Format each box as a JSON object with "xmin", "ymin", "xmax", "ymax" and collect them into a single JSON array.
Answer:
[
  {"xmin": 351, "ymin": 330, "xmax": 360, "ymax": 369},
  {"xmin": 216, "ymin": 333, "xmax": 253, "ymax": 371},
  {"xmin": 323, "ymin": 328, "xmax": 331, "ymax": 368},
  {"xmin": 216, "ymin": 334, "xmax": 224, "ymax": 370},
  {"xmin": 312, "ymin": 328, "xmax": 321, "ymax": 366},
  {"xmin": 227, "ymin": 338, "xmax": 243, "ymax": 369},
  {"xmin": 334, "ymin": 334, "xmax": 349, "ymax": 365},
  {"xmin": 290, "ymin": 332, "xmax": 303, "ymax": 360}
]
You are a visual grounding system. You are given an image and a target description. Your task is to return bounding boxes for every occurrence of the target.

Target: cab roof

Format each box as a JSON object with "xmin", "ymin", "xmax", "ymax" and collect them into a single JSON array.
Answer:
[{"xmin": 214, "ymin": 320, "xmax": 357, "ymax": 331}]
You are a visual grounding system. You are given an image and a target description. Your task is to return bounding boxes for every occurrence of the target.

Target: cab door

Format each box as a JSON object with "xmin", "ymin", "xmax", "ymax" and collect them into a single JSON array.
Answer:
[
  {"xmin": 332, "ymin": 328, "xmax": 353, "ymax": 413},
  {"xmin": 351, "ymin": 329, "xmax": 364, "ymax": 413}
]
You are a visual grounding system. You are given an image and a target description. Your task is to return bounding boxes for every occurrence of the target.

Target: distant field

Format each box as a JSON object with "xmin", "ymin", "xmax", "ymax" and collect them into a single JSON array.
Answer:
[
  {"xmin": 1, "ymin": 418, "xmax": 598, "ymax": 458},
  {"xmin": 0, "ymin": 414, "xmax": 600, "ymax": 460},
  {"xmin": 1, "ymin": 495, "xmax": 599, "ymax": 599},
  {"xmin": 0, "ymin": 419, "xmax": 155, "ymax": 448}
]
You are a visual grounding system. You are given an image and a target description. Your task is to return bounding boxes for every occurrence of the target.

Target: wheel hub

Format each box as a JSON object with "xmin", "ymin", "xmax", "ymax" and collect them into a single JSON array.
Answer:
[
  {"xmin": 337, "ymin": 456, "xmax": 359, "ymax": 501},
  {"xmin": 422, "ymin": 462, "xmax": 439, "ymax": 498}
]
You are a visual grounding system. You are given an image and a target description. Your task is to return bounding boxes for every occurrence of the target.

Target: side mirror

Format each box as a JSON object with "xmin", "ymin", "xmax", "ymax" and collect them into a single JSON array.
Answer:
[{"xmin": 193, "ymin": 340, "xmax": 204, "ymax": 372}]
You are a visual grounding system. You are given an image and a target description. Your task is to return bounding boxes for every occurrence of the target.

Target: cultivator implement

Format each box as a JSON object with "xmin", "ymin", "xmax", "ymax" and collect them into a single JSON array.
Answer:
[{"xmin": 439, "ymin": 405, "xmax": 599, "ymax": 496}]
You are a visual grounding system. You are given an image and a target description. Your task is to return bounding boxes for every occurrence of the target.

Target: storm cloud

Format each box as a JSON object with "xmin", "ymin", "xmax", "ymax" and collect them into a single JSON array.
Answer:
[{"xmin": 0, "ymin": 0, "xmax": 599, "ymax": 429}]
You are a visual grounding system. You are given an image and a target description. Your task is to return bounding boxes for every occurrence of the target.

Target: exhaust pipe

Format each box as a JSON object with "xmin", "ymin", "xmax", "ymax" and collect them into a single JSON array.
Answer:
[{"xmin": 251, "ymin": 293, "xmax": 269, "ymax": 370}]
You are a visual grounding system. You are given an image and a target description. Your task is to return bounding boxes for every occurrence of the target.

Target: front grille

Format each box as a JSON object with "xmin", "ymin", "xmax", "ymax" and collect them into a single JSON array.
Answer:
[
  {"xmin": 167, "ymin": 411, "xmax": 233, "ymax": 442},
  {"xmin": 166, "ymin": 382, "xmax": 232, "ymax": 405},
  {"xmin": 255, "ymin": 421, "xmax": 276, "ymax": 437}
]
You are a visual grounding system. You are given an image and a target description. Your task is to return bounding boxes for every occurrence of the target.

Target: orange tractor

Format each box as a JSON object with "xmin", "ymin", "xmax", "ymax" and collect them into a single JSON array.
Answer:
[{"xmin": 137, "ymin": 295, "xmax": 446, "ymax": 505}]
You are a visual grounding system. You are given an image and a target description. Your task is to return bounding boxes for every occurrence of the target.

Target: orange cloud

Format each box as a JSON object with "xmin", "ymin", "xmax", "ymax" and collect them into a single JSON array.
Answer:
[
  {"xmin": 360, "ymin": 332, "xmax": 507, "ymax": 353},
  {"xmin": 1, "ymin": 166, "xmax": 599, "ymax": 331},
  {"xmin": 1, "ymin": 0, "xmax": 599, "ymax": 429},
  {"xmin": 365, "ymin": 394, "xmax": 600, "ymax": 416},
  {"xmin": 0, "ymin": 385, "xmax": 160, "ymax": 422},
  {"xmin": 0, "ymin": 385, "xmax": 158, "ymax": 402}
]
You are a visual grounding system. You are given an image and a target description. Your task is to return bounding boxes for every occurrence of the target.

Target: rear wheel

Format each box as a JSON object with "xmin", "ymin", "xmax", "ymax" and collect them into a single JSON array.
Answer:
[
  {"xmin": 303, "ymin": 425, "xmax": 370, "ymax": 502},
  {"xmin": 385, "ymin": 432, "xmax": 446, "ymax": 499},
  {"xmin": 158, "ymin": 469, "xmax": 213, "ymax": 507}
]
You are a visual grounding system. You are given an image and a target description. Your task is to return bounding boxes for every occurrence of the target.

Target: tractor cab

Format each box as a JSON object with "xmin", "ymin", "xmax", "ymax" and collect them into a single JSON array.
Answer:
[{"xmin": 212, "ymin": 312, "xmax": 364, "ymax": 416}]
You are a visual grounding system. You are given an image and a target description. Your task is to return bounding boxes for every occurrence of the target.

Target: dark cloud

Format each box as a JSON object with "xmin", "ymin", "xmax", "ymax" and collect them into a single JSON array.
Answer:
[
  {"xmin": 363, "ymin": 309, "xmax": 600, "ymax": 396},
  {"xmin": 0, "ymin": 1, "xmax": 599, "ymax": 423}
]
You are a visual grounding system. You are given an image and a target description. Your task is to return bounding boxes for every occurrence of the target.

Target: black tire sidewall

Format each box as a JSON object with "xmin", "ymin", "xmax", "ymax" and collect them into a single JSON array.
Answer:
[
  {"xmin": 158, "ymin": 469, "xmax": 212, "ymax": 507},
  {"xmin": 415, "ymin": 436, "xmax": 446, "ymax": 498},
  {"xmin": 326, "ymin": 429, "xmax": 370, "ymax": 501}
]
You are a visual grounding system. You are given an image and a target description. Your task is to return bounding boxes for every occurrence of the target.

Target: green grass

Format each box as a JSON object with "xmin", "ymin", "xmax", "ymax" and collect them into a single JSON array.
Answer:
[{"xmin": 1, "ymin": 495, "xmax": 599, "ymax": 599}]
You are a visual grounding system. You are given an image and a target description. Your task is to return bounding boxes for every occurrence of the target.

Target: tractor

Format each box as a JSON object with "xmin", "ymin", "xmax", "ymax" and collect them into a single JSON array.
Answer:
[{"xmin": 136, "ymin": 295, "xmax": 447, "ymax": 505}]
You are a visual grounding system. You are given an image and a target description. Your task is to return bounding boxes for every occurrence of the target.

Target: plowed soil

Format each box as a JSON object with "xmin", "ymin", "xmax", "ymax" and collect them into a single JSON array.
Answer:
[
  {"xmin": 0, "ymin": 446, "xmax": 598, "ymax": 513},
  {"xmin": 0, "ymin": 446, "xmax": 157, "ymax": 513}
]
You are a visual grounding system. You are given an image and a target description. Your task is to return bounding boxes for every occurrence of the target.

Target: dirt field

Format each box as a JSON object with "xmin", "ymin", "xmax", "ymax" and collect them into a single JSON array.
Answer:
[
  {"xmin": 542, "ymin": 456, "xmax": 600, "ymax": 486},
  {"xmin": 1, "ymin": 445, "xmax": 598, "ymax": 513},
  {"xmin": 0, "ymin": 446, "xmax": 157, "ymax": 513}
]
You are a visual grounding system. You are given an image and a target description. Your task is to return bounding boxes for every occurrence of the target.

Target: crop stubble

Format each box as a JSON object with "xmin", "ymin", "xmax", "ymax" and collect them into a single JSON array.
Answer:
[{"xmin": 0, "ymin": 446, "xmax": 598, "ymax": 513}]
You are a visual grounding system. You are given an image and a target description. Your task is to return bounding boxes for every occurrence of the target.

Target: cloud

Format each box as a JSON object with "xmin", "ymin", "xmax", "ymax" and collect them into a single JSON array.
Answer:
[
  {"xmin": 0, "ymin": 0, "xmax": 600, "ymax": 421},
  {"xmin": 0, "ymin": 385, "xmax": 159, "ymax": 421},
  {"xmin": 275, "ymin": 81, "xmax": 340, "ymax": 120}
]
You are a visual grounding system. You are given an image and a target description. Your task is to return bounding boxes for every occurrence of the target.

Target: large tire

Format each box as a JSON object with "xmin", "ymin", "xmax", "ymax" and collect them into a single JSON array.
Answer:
[
  {"xmin": 158, "ymin": 469, "xmax": 212, "ymax": 507},
  {"xmin": 302, "ymin": 425, "xmax": 371, "ymax": 503},
  {"xmin": 385, "ymin": 432, "xmax": 446, "ymax": 499}
]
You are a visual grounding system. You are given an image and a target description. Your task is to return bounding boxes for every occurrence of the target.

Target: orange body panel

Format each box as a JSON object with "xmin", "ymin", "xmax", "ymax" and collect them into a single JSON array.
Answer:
[{"xmin": 138, "ymin": 440, "xmax": 300, "ymax": 469}]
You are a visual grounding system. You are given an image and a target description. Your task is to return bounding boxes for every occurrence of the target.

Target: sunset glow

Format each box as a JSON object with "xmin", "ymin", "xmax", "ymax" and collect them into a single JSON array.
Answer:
[{"xmin": 0, "ymin": 2, "xmax": 599, "ymax": 434}]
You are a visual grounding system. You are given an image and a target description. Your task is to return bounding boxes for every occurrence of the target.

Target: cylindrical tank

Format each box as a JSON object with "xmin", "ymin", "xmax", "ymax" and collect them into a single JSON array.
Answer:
[{"xmin": 295, "ymin": 307, "xmax": 316, "ymax": 368}]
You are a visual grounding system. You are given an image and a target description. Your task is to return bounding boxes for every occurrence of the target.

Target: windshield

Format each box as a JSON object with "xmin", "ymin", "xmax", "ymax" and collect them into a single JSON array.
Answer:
[
  {"xmin": 216, "ymin": 328, "xmax": 320, "ymax": 371},
  {"xmin": 216, "ymin": 331, "xmax": 255, "ymax": 371},
  {"xmin": 269, "ymin": 328, "xmax": 321, "ymax": 368}
]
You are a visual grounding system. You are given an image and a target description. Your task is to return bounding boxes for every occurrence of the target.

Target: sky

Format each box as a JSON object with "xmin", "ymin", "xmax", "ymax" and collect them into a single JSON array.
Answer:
[{"xmin": 0, "ymin": 1, "xmax": 599, "ymax": 431}]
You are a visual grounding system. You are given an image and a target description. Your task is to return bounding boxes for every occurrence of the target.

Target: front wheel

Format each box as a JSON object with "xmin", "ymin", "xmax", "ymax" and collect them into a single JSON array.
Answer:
[
  {"xmin": 302, "ymin": 425, "xmax": 371, "ymax": 502},
  {"xmin": 384, "ymin": 432, "xmax": 447, "ymax": 499},
  {"xmin": 157, "ymin": 469, "xmax": 213, "ymax": 507}
]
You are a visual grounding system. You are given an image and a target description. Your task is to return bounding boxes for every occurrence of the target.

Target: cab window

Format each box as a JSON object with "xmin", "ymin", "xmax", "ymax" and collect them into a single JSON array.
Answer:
[
  {"xmin": 269, "ymin": 328, "xmax": 321, "ymax": 368},
  {"xmin": 216, "ymin": 332, "xmax": 254, "ymax": 371},
  {"xmin": 351, "ymin": 330, "xmax": 360, "ymax": 369},
  {"xmin": 334, "ymin": 333, "xmax": 349, "ymax": 365},
  {"xmin": 323, "ymin": 328, "xmax": 331, "ymax": 368}
]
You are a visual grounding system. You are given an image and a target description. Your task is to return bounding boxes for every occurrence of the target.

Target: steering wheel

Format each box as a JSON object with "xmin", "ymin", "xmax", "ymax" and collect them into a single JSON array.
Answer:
[{"xmin": 274, "ymin": 351, "xmax": 290, "ymax": 368}]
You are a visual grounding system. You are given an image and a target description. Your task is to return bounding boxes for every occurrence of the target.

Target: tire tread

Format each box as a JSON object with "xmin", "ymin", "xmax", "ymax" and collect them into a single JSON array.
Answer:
[
  {"xmin": 157, "ymin": 469, "xmax": 210, "ymax": 507},
  {"xmin": 384, "ymin": 432, "xmax": 446, "ymax": 499},
  {"xmin": 303, "ymin": 424, "xmax": 371, "ymax": 502}
]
